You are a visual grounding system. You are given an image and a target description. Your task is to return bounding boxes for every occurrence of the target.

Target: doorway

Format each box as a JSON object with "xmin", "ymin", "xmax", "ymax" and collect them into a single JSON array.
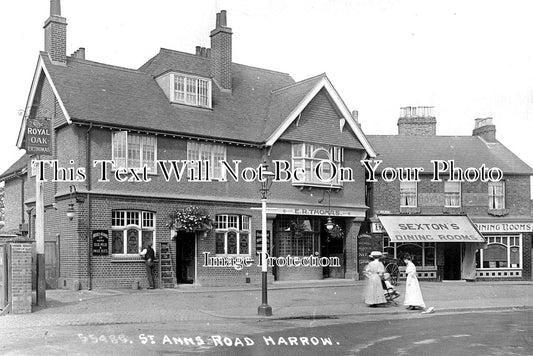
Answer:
[
  {"xmin": 443, "ymin": 243, "xmax": 461, "ymax": 280},
  {"xmin": 321, "ymin": 218, "xmax": 345, "ymax": 279},
  {"xmin": 176, "ymin": 232, "xmax": 195, "ymax": 283}
]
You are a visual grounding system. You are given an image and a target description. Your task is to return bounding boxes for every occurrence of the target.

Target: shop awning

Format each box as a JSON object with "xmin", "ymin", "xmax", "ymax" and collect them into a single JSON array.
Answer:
[{"xmin": 378, "ymin": 215, "xmax": 485, "ymax": 243}]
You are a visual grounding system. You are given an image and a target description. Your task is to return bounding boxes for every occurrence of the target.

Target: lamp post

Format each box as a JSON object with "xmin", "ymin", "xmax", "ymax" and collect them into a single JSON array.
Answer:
[{"xmin": 258, "ymin": 163, "xmax": 274, "ymax": 316}]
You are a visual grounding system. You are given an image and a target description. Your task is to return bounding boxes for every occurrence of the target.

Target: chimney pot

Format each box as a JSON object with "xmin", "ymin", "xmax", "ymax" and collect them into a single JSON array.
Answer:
[
  {"xmin": 473, "ymin": 117, "xmax": 496, "ymax": 142},
  {"xmin": 216, "ymin": 13, "xmax": 221, "ymax": 27},
  {"xmin": 220, "ymin": 10, "xmax": 227, "ymax": 27},
  {"xmin": 196, "ymin": 46, "xmax": 201, "ymax": 55},
  {"xmin": 398, "ymin": 106, "xmax": 436, "ymax": 136},
  {"xmin": 50, "ymin": 0, "xmax": 61, "ymax": 16}
]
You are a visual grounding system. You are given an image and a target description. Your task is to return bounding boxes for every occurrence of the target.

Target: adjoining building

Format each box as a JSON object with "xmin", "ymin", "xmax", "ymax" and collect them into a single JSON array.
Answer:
[
  {"xmin": 2, "ymin": 1, "xmax": 377, "ymax": 289},
  {"xmin": 364, "ymin": 107, "xmax": 533, "ymax": 281}
]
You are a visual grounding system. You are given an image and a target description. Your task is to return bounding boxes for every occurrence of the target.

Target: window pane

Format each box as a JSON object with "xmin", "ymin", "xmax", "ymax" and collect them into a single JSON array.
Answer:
[
  {"xmin": 240, "ymin": 233, "xmax": 249, "ymax": 254},
  {"xmin": 228, "ymin": 215, "xmax": 238, "ymax": 229},
  {"xmin": 397, "ymin": 244, "xmax": 422, "ymax": 266},
  {"xmin": 128, "ymin": 134, "xmax": 141, "ymax": 169},
  {"xmin": 112, "ymin": 230, "xmax": 124, "ymax": 254},
  {"xmin": 126, "ymin": 211, "xmax": 139, "ymax": 226},
  {"xmin": 215, "ymin": 233, "xmax": 225, "ymax": 254},
  {"xmin": 215, "ymin": 215, "xmax": 227, "ymax": 229},
  {"xmin": 424, "ymin": 246, "xmax": 435, "ymax": 266},
  {"xmin": 241, "ymin": 216, "xmax": 250, "ymax": 231},
  {"xmin": 186, "ymin": 78, "xmax": 197, "ymax": 104},
  {"xmin": 483, "ymin": 244, "xmax": 507, "ymax": 268},
  {"xmin": 510, "ymin": 247, "xmax": 520, "ymax": 267},
  {"xmin": 174, "ymin": 76, "xmax": 185, "ymax": 102},
  {"xmin": 142, "ymin": 136, "xmax": 156, "ymax": 172},
  {"xmin": 227, "ymin": 231, "xmax": 238, "ymax": 254},
  {"xmin": 198, "ymin": 79, "xmax": 209, "ymax": 107},
  {"xmin": 127, "ymin": 229, "xmax": 139, "ymax": 254},
  {"xmin": 142, "ymin": 212, "xmax": 154, "ymax": 228},
  {"xmin": 142, "ymin": 230, "xmax": 153, "ymax": 250},
  {"xmin": 112, "ymin": 131, "xmax": 127, "ymax": 169}
]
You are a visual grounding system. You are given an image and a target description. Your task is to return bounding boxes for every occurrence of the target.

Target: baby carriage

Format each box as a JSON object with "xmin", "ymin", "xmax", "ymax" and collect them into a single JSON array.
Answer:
[{"xmin": 382, "ymin": 272, "xmax": 400, "ymax": 306}]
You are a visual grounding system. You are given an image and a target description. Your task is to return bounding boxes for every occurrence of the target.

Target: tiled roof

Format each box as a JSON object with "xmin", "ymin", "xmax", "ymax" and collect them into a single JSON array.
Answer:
[
  {"xmin": 0, "ymin": 154, "xmax": 27, "ymax": 181},
  {"xmin": 42, "ymin": 49, "xmax": 369, "ymax": 147},
  {"xmin": 367, "ymin": 135, "xmax": 533, "ymax": 175}
]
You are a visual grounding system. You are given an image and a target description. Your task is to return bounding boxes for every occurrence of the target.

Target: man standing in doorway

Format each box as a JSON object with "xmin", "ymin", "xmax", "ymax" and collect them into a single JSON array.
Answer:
[{"xmin": 140, "ymin": 241, "xmax": 156, "ymax": 289}]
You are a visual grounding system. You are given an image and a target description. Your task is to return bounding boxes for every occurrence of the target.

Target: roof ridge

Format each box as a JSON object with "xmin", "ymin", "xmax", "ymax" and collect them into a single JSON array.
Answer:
[
  {"xmin": 41, "ymin": 52, "xmax": 147, "ymax": 75},
  {"xmin": 271, "ymin": 73, "xmax": 326, "ymax": 94}
]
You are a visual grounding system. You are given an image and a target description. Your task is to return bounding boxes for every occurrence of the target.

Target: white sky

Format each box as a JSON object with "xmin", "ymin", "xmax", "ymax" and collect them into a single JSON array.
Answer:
[{"xmin": 1, "ymin": 0, "xmax": 532, "ymax": 196}]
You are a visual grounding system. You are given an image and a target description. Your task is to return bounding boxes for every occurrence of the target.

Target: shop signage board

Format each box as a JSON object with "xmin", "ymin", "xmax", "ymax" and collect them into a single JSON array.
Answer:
[
  {"xmin": 378, "ymin": 215, "xmax": 485, "ymax": 243},
  {"xmin": 92, "ymin": 230, "xmax": 109, "ymax": 256},
  {"xmin": 255, "ymin": 230, "xmax": 271, "ymax": 254},
  {"xmin": 474, "ymin": 222, "xmax": 533, "ymax": 233},
  {"xmin": 25, "ymin": 117, "xmax": 52, "ymax": 155}
]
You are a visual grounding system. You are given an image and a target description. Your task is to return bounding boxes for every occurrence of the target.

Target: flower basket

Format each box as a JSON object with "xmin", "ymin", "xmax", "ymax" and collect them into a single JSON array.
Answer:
[{"xmin": 167, "ymin": 206, "xmax": 214, "ymax": 235}]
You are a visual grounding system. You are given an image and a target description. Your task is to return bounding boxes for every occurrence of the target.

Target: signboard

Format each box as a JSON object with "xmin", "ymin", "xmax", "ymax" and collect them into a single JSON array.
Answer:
[
  {"xmin": 255, "ymin": 230, "xmax": 271, "ymax": 254},
  {"xmin": 25, "ymin": 117, "xmax": 52, "ymax": 155},
  {"xmin": 357, "ymin": 234, "xmax": 373, "ymax": 277},
  {"xmin": 371, "ymin": 222, "xmax": 385, "ymax": 233},
  {"xmin": 92, "ymin": 230, "xmax": 109, "ymax": 256},
  {"xmin": 378, "ymin": 215, "xmax": 485, "ymax": 243},
  {"xmin": 257, "ymin": 207, "xmax": 364, "ymax": 218},
  {"xmin": 474, "ymin": 222, "xmax": 533, "ymax": 233}
]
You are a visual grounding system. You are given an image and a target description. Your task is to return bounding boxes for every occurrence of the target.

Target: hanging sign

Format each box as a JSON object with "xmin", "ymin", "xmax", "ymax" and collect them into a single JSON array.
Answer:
[
  {"xmin": 25, "ymin": 117, "xmax": 52, "ymax": 155},
  {"xmin": 92, "ymin": 230, "xmax": 109, "ymax": 256}
]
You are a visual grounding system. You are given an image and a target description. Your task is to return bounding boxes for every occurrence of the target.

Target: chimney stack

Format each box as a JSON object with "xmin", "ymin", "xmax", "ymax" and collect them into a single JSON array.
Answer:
[
  {"xmin": 44, "ymin": 0, "xmax": 67, "ymax": 64},
  {"xmin": 71, "ymin": 47, "xmax": 85, "ymax": 59},
  {"xmin": 473, "ymin": 117, "xmax": 496, "ymax": 142},
  {"xmin": 397, "ymin": 106, "xmax": 436, "ymax": 136},
  {"xmin": 210, "ymin": 10, "xmax": 233, "ymax": 90}
]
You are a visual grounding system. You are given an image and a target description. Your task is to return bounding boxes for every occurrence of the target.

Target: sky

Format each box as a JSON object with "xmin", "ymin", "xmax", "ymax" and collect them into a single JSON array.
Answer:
[{"xmin": 1, "ymin": 0, "xmax": 532, "ymax": 196}]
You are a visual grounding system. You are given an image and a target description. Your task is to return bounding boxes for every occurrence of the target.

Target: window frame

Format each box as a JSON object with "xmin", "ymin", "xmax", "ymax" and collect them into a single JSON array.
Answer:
[
  {"xmin": 111, "ymin": 210, "xmax": 156, "ymax": 256},
  {"xmin": 171, "ymin": 73, "xmax": 212, "ymax": 109},
  {"xmin": 214, "ymin": 214, "xmax": 251, "ymax": 256},
  {"xmin": 444, "ymin": 181, "xmax": 461, "ymax": 208},
  {"xmin": 400, "ymin": 181, "xmax": 418, "ymax": 208},
  {"xmin": 488, "ymin": 181, "xmax": 505, "ymax": 210},
  {"xmin": 111, "ymin": 131, "xmax": 158, "ymax": 174},
  {"xmin": 186, "ymin": 141, "xmax": 227, "ymax": 181},
  {"xmin": 291, "ymin": 142, "xmax": 343, "ymax": 187},
  {"xmin": 384, "ymin": 237, "xmax": 436, "ymax": 268},
  {"xmin": 477, "ymin": 234, "xmax": 522, "ymax": 269}
]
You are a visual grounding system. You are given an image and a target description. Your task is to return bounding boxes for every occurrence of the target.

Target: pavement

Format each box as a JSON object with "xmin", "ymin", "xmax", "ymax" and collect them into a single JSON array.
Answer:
[{"xmin": 0, "ymin": 279, "xmax": 531, "ymax": 328}]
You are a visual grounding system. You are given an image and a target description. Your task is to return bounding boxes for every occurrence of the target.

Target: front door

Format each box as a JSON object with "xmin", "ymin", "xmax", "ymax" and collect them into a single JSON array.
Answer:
[
  {"xmin": 443, "ymin": 243, "xmax": 461, "ymax": 280},
  {"xmin": 176, "ymin": 232, "xmax": 195, "ymax": 283}
]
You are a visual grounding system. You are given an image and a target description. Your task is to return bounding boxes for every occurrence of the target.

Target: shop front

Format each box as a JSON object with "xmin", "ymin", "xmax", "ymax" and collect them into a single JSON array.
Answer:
[
  {"xmin": 374, "ymin": 215, "xmax": 486, "ymax": 281},
  {"xmin": 472, "ymin": 220, "xmax": 532, "ymax": 280},
  {"xmin": 266, "ymin": 206, "xmax": 365, "ymax": 281}
]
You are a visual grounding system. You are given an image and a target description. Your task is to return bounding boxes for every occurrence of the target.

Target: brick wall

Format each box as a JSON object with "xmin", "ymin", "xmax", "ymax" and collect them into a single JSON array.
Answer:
[
  {"xmin": 44, "ymin": 15, "xmax": 67, "ymax": 64},
  {"xmin": 397, "ymin": 117, "xmax": 436, "ymax": 136},
  {"xmin": 9, "ymin": 242, "xmax": 33, "ymax": 314},
  {"xmin": 3, "ymin": 177, "xmax": 25, "ymax": 232}
]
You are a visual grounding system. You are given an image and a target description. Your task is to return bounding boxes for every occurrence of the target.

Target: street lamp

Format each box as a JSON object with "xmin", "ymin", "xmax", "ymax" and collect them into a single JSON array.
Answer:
[{"xmin": 258, "ymin": 163, "xmax": 274, "ymax": 317}]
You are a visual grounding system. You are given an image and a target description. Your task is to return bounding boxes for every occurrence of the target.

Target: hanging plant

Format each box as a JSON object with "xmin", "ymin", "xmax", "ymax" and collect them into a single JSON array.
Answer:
[
  {"xmin": 167, "ymin": 206, "xmax": 213, "ymax": 233},
  {"xmin": 327, "ymin": 224, "xmax": 344, "ymax": 240}
]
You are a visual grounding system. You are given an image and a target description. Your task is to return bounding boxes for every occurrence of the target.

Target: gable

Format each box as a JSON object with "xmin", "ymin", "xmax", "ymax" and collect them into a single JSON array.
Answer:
[{"xmin": 279, "ymin": 88, "xmax": 364, "ymax": 149}]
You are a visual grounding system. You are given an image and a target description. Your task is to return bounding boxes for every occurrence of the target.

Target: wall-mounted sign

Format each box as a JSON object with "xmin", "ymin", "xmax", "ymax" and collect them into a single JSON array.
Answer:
[
  {"xmin": 25, "ymin": 117, "xmax": 51, "ymax": 155},
  {"xmin": 371, "ymin": 222, "xmax": 385, "ymax": 233},
  {"xmin": 255, "ymin": 230, "xmax": 271, "ymax": 254},
  {"xmin": 474, "ymin": 222, "xmax": 532, "ymax": 233},
  {"xmin": 92, "ymin": 230, "xmax": 109, "ymax": 256}
]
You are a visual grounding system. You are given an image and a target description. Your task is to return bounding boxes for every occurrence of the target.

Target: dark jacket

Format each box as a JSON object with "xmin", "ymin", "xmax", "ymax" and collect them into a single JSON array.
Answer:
[{"xmin": 145, "ymin": 246, "xmax": 155, "ymax": 262}]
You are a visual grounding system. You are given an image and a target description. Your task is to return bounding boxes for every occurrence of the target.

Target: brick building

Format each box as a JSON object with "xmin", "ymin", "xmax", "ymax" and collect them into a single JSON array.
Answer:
[
  {"xmin": 3, "ymin": 2, "xmax": 377, "ymax": 289},
  {"xmin": 0, "ymin": 155, "xmax": 29, "ymax": 238},
  {"xmin": 362, "ymin": 107, "xmax": 533, "ymax": 281}
]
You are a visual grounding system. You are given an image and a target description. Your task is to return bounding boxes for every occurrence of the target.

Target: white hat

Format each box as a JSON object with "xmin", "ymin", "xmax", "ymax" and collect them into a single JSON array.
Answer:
[{"xmin": 369, "ymin": 251, "xmax": 383, "ymax": 257}]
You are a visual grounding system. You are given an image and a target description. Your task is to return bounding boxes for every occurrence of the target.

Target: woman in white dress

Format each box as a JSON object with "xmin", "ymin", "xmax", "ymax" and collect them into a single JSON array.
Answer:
[
  {"xmin": 364, "ymin": 251, "xmax": 387, "ymax": 307},
  {"xmin": 403, "ymin": 254, "xmax": 426, "ymax": 310}
]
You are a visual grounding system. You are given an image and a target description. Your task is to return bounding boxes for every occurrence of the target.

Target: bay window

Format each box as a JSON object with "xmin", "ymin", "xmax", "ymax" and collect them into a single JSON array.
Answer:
[
  {"xmin": 112, "ymin": 211, "xmax": 156, "ymax": 255},
  {"xmin": 476, "ymin": 235, "xmax": 522, "ymax": 269},
  {"xmin": 291, "ymin": 143, "xmax": 343, "ymax": 186},
  {"xmin": 215, "ymin": 215, "xmax": 251, "ymax": 255}
]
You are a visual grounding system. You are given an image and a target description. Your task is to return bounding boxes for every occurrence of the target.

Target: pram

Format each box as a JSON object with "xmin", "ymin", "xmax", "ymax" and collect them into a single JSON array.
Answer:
[{"xmin": 381, "ymin": 272, "xmax": 400, "ymax": 306}]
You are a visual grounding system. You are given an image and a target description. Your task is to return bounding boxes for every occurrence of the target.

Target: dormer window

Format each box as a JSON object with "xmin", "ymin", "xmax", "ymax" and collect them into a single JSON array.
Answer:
[{"xmin": 171, "ymin": 73, "xmax": 211, "ymax": 108}]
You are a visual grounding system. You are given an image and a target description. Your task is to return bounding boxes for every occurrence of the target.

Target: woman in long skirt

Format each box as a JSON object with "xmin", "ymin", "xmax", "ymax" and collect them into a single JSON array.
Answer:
[
  {"xmin": 403, "ymin": 254, "xmax": 426, "ymax": 310},
  {"xmin": 364, "ymin": 251, "xmax": 387, "ymax": 307}
]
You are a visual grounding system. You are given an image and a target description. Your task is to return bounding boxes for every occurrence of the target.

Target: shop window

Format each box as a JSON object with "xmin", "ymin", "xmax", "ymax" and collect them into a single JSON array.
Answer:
[
  {"xmin": 111, "ymin": 210, "xmax": 155, "ymax": 255},
  {"xmin": 291, "ymin": 143, "xmax": 343, "ymax": 187},
  {"xmin": 187, "ymin": 141, "xmax": 226, "ymax": 181},
  {"xmin": 392, "ymin": 242, "xmax": 436, "ymax": 268},
  {"xmin": 476, "ymin": 235, "xmax": 521, "ymax": 269},
  {"xmin": 488, "ymin": 181, "xmax": 505, "ymax": 209},
  {"xmin": 112, "ymin": 131, "xmax": 157, "ymax": 173},
  {"xmin": 400, "ymin": 181, "xmax": 417, "ymax": 207},
  {"xmin": 215, "ymin": 215, "xmax": 251, "ymax": 255},
  {"xmin": 274, "ymin": 216, "xmax": 320, "ymax": 257},
  {"xmin": 444, "ymin": 181, "xmax": 461, "ymax": 207}
]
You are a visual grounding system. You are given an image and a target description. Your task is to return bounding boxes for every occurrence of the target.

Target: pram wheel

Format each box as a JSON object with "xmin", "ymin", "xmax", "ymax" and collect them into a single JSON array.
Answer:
[{"xmin": 385, "ymin": 262, "xmax": 400, "ymax": 286}]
